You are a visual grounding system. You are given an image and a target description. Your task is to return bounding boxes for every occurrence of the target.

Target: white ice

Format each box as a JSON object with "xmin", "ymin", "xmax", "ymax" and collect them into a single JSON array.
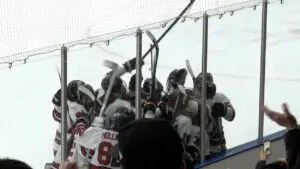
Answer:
[{"xmin": 0, "ymin": 0, "xmax": 300, "ymax": 168}]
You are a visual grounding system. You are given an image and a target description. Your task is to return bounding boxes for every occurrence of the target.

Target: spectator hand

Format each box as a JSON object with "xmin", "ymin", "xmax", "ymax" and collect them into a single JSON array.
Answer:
[
  {"xmin": 263, "ymin": 103, "xmax": 298, "ymax": 130},
  {"xmin": 59, "ymin": 161, "xmax": 77, "ymax": 169},
  {"xmin": 260, "ymin": 149, "xmax": 267, "ymax": 161}
]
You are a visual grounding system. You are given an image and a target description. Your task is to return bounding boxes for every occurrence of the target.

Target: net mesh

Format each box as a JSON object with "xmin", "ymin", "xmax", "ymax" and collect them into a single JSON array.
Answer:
[{"xmin": 0, "ymin": 0, "xmax": 280, "ymax": 64}]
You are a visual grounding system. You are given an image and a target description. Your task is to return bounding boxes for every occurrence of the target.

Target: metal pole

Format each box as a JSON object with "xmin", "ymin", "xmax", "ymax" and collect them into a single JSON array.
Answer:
[
  {"xmin": 200, "ymin": 13, "xmax": 209, "ymax": 163},
  {"xmin": 60, "ymin": 45, "xmax": 68, "ymax": 161},
  {"xmin": 135, "ymin": 29, "xmax": 143, "ymax": 119},
  {"xmin": 258, "ymin": 0, "xmax": 268, "ymax": 143}
]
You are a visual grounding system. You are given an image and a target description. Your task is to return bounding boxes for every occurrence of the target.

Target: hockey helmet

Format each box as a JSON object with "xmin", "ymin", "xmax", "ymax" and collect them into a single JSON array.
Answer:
[
  {"xmin": 67, "ymin": 80, "xmax": 85, "ymax": 101},
  {"xmin": 194, "ymin": 72, "xmax": 214, "ymax": 85},
  {"xmin": 167, "ymin": 68, "xmax": 187, "ymax": 89},
  {"xmin": 128, "ymin": 73, "xmax": 143, "ymax": 92},
  {"xmin": 101, "ymin": 73, "xmax": 123, "ymax": 95},
  {"xmin": 103, "ymin": 106, "xmax": 135, "ymax": 132},
  {"xmin": 194, "ymin": 72, "xmax": 216, "ymax": 99},
  {"xmin": 77, "ymin": 84, "xmax": 96, "ymax": 109},
  {"xmin": 143, "ymin": 78, "xmax": 164, "ymax": 94}
]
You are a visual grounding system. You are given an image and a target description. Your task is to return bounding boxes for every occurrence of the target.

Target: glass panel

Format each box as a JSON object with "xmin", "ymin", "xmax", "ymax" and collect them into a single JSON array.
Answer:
[{"xmin": 264, "ymin": 0, "xmax": 300, "ymax": 136}]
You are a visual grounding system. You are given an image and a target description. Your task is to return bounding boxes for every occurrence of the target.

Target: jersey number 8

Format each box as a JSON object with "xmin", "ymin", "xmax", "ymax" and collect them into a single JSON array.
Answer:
[{"xmin": 97, "ymin": 141, "xmax": 120, "ymax": 167}]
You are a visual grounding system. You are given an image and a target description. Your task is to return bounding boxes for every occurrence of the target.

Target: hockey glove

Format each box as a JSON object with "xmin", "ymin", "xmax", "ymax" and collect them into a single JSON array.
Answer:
[
  {"xmin": 73, "ymin": 123, "xmax": 86, "ymax": 136},
  {"xmin": 52, "ymin": 89, "xmax": 61, "ymax": 106},
  {"xmin": 123, "ymin": 58, "xmax": 145, "ymax": 73},
  {"xmin": 211, "ymin": 102, "xmax": 227, "ymax": 117}
]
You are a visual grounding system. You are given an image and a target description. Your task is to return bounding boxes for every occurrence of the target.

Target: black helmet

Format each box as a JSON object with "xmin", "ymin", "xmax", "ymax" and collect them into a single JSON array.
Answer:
[
  {"xmin": 101, "ymin": 74, "xmax": 123, "ymax": 94},
  {"xmin": 194, "ymin": 73, "xmax": 216, "ymax": 99},
  {"xmin": 143, "ymin": 78, "xmax": 164, "ymax": 94},
  {"xmin": 194, "ymin": 72, "xmax": 214, "ymax": 85},
  {"xmin": 77, "ymin": 84, "xmax": 96, "ymax": 109},
  {"xmin": 103, "ymin": 106, "xmax": 135, "ymax": 132},
  {"xmin": 167, "ymin": 68, "xmax": 187, "ymax": 89},
  {"xmin": 67, "ymin": 80, "xmax": 85, "ymax": 101}
]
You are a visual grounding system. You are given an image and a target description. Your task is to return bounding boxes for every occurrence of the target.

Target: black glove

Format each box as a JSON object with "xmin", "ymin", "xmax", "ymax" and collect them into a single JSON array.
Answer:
[
  {"xmin": 211, "ymin": 102, "xmax": 226, "ymax": 117},
  {"xmin": 52, "ymin": 89, "xmax": 61, "ymax": 106},
  {"xmin": 123, "ymin": 58, "xmax": 145, "ymax": 72}
]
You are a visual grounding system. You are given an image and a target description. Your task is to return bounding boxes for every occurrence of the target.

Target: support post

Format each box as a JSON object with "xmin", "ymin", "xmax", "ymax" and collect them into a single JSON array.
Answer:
[
  {"xmin": 135, "ymin": 29, "xmax": 143, "ymax": 119},
  {"xmin": 258, "ymin": 0, "xmax": 268, "ymax": 143},
  {"xmin": 200, "ymin": 13, "xmax": 209, "ymax": 163},
  {"xmin": 60, "ymin": 45, "xmax": 68, "ymax": 161}
]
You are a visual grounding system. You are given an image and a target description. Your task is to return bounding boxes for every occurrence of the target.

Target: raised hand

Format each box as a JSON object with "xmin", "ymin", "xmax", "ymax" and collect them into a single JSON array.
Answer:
[{"xmin": 263, "ymin": 103, "xmax": 298, "ymax": 130}]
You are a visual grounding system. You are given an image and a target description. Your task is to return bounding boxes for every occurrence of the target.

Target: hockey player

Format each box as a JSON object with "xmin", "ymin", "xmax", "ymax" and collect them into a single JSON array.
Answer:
[
  {"xmin": 51, "ymin": 80, "xmax": 96, "ymax": 169},
  {"xmin": 68, "ymin": 100, "xmax": 136, "ymax": 169},
  {"xmin": 96, "ymin": 73, "xmax": 127, "ymax": 108},
  {"xmin": 165, "ymin": 68, "xmax": 211, "ymax": 162},
  {"xmin": 141, "ymin": 78, "xmax": 164, "ymax": 119},
  {"xmin": 194, "ymin": 72, "xmax": 235, "ymax": 158}
]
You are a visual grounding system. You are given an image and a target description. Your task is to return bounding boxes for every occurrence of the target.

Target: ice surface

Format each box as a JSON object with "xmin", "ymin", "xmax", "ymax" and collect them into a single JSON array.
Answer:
[{"xmin": 0, "ymin": 0, "xmax": 299, "ymax": 168}]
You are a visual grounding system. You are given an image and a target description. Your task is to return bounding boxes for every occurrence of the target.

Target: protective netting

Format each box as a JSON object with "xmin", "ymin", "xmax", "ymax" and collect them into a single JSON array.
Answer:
[{"xmin": 0, "ymin": 0, "xmax": 280, "ymax": 64}]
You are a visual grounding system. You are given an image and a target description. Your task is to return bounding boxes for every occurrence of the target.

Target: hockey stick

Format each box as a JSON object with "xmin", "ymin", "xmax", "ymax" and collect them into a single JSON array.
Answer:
[
  {"xmin": 185, "ymin": 59, "xmax": 196, "ymax": 83},
  {"xmin": 105, "ymin": 0, "xmax": 195, "ymax": 76},
  {"xmin": 146, "ymin": 30, "xmax": 159, "ymax": 100},
  {"xmin": 56, "ymin": 66, "xmax": 62, "ymax": 83},
  {"xmin": 99, "ymin": 62, "xmax": 127, "ymax": 117}
]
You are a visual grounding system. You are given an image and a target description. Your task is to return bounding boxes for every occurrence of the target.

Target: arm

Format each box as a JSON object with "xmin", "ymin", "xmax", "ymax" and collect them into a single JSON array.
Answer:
[
  {"xmin": 255, "ymin": 160, "xmax": 266, "ymax": 169},
  {"xmin": 52, "ymin": 89, "xmax": 62, "ymax": 122},
  {"xmin": 223, "ymin": 101, "xmax": 235, "ymax": 122},
  {"xmin": 263, "ymin": 103, "xmax": 299, "ymax": 169},
  {"xmin": 284, "ymin": 128, "xmax": 300, "ymax": 168},
  {"xmin": 68, "ymin": 102, "xmax": 90, "ymax": 136},
  {"xmin": 211, "ymin": 93, "xmax": 235, "ymax": 121},
  {"xmin": 68, "ymin": 143, "xmax": 90, "ymax": 169},
  {"xmin": 255, "ymin": 149, "xmax": 267, "ymax": 169}
]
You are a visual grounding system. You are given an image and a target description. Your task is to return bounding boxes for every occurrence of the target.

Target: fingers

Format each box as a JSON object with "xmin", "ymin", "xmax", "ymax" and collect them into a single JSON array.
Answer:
[{"xmin": 282, "ymin": 103, "xmax": 292, "ymax": 116}]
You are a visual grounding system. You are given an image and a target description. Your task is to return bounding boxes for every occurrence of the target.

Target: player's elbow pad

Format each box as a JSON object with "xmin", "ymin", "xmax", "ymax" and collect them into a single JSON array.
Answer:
[{"xmin": 224, "ymin": 106, "xmax": 235, "ymax": 121}]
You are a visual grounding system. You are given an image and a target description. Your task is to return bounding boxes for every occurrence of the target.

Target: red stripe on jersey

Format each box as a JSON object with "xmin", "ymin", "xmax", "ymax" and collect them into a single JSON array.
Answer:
[
  {"xmin": 54, "ymin": 137, "xmax": 61, "ymax": 145},
  {"xmin": 52, "ymin": 109, "xmax": 61, "ymax": 122}
]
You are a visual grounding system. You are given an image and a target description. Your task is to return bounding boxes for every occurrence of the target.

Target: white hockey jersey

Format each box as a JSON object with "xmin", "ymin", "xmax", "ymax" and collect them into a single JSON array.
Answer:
[
  {"xmin": 68, "ymin": 127, "xmax": 120, "ymax": 169},
  {"xmin": 51, "ymin": 101, "xmax": 90, "ymax": 169},
  {"xmin": 53, "ymin": 101, "xmax": 89, "ymax": 152},
  {"xmin": 207, "ymin": 92, "xmax": 235, "ymax": 153}
]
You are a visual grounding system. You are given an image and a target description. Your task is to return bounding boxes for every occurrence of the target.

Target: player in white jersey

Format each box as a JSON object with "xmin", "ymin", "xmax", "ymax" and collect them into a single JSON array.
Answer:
[
  {"xmin": 67, "ymin": 99, "xmax": 136, "ymax": 169},
  {"xmin": 51, "ymin": 80, "xmax": 96, "ymax": 169},
  {"xmin": 194, "ymin": 72, "xmax": 235, "ymax": 158},
  {"xmin": 165, "ymin": 68, "xmax": 211, "ymax": 162}
]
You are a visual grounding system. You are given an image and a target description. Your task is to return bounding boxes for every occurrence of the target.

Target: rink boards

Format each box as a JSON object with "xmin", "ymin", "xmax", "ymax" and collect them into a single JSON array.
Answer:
[
  {"xmin": 195, "ymin": 128, "xmax": 287, "ymax": 169},
  {"xmin": 44, "ymin": 128, "xmax": 287, "ymax": 169}
]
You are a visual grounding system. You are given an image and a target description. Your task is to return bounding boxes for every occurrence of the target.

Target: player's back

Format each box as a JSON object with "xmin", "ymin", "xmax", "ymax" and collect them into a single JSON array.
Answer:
[{"xmin": 70, "ymin": 127, "xmax": 120, "ymax": 169}]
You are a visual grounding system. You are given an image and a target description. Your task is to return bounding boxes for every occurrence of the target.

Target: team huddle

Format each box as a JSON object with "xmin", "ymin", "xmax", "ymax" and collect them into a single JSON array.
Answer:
[{"xmin": 50, "ymin": 61, "xmax": 235, "ymax": 169}]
